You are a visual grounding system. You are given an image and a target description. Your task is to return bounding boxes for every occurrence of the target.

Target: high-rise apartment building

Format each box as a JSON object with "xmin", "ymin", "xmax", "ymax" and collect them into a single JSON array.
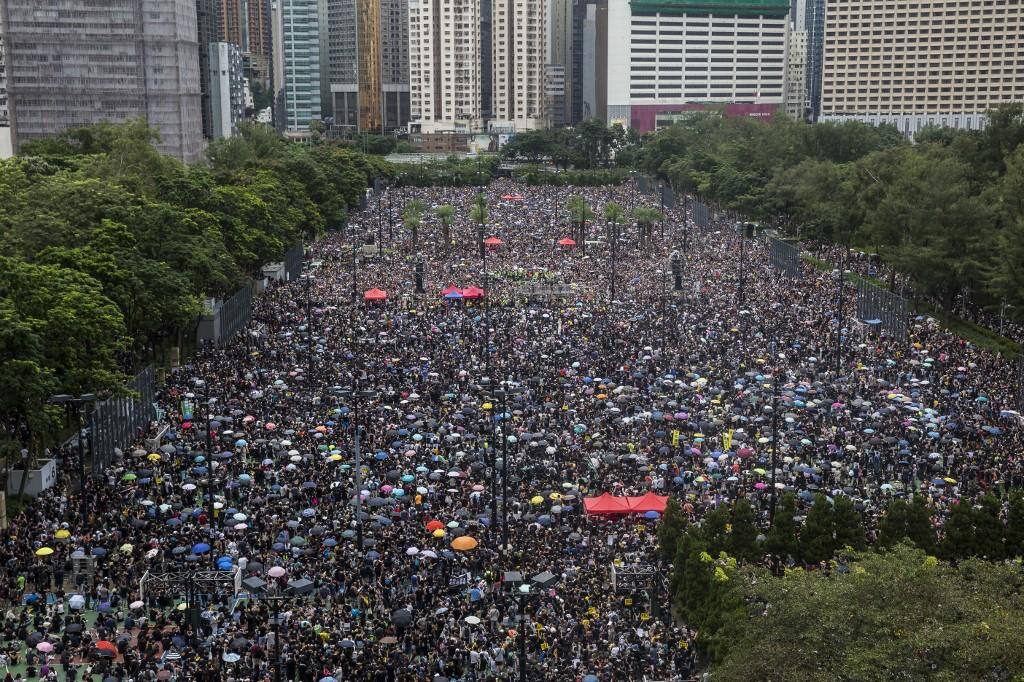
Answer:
[
  {"xmin": 606, "ymin": 0, "xmax": 788, "ymax": 132},
  {"xmin": 580, "ymin": 0, "xmax": 607, "ymax": 121},
  {"xmin": 820, "ymin": 0, "xmax": 1024, "ymax": 136},
  {"xmin": 273, "ymin": 0, "xmax": 322, "ymax": 133},
  {"xmin": 408, "ymin": 0, "xmax": 483, "ymax": 133},
  {"xmin": 209, "ymin": 42, "xmax": 247, "ymax": 138},
  {"xmin": 198, "ymin": 0, "xmax": 221, "ymax": 140},
  {"xmin": 221, "ymin": 0, "xmax": 274, "ymax": 87},
  {"xmin": 324, "ymin": 0, "xmax": 409, "ymax": 133},
  {"xmin": 0, "ymin": 0, "xmax": 204, "ymax": 162},
  {"xmin": 785, "ymin": 27, "xmax": 807, "ymax": 120},
  {"xmin": 492, "ymin": 0, "xmax": 547, "ymax": 130},
  {"xmin": 0, "ymin": 30, "xmax": 10, "ymax": 157},
  {"xmin": 548, "ymin": 0, "xmax": 573, "ymax": 126},
  {"xmin": 802, "ymin": 0, "xmax": 824, "ymax": 120}
]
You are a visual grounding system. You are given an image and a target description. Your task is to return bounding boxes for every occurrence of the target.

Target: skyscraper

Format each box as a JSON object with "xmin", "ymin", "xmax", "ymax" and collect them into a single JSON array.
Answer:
[
  {"xmin": 0, "ymin": 29, "xmax": 10, "ymax": 157},
  {"xmin": 209, "ymin": 42, "xmax": 247, "ymax": 138},
  {"xmin": 803, "ymin": 0, "xmax": 824, "ymax": 121},
  {"xmin": 605, "ymin": 0, "xmax": 788, "ymax": 133},
  {"xmin": 324, "ymin": 0, "xmax": 409, "ymax": 133},
  {"xmin": 273, "ymin": 0, "xmax": 322, "ymax": 133},
  {"xmin": 0, "ymin": 0, "xmax": 205, "ymax": 162},
  {"xmin": 221, "ymin": 0, "xmax": 274, "ymax": 88},
  {"xmin": 491, "ymin": 0, "xmax": 547, "ymax": 130},
  {"xmin": 198, "ymin": 0, "xmax": 221, "ymax": 140},
  {"xmin": 785, "ymin": 26, "xmax": 807, "ymax": 120},
  {"xmin": 820, "ymin": 0, "xmax": 1024, "ymax": 136},
  {"xmin": 408, "ymin": 0, "xmax": 483, "ymax": 133},
  {"xmin": 548, "ymin": 0, "xmax": 573, "ymax": 126}
]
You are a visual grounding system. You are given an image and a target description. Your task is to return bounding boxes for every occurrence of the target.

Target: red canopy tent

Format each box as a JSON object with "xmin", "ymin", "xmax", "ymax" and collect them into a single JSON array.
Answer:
[
  {"xmin": 557, "ymin": 237, "xmax": 577, "ymax": 247},
  {"xmin": 484, "ymin": 236, "xmax": 504, "ymax": 249},
  {"xmin": 363, "ymin": 288, "xmax": 387, "ymax": 302},
  {"xmin": 501, "ymin": 194, "xmax": 524, "ymax": 201},
  {"xmin": 583, "ymin": 493, "xmax": 631, "ymax": 515},
  {"xmin": 626, "ymin": 492, "xmax": 668, "ymax": 513},
  {"xmin": 461, "ymin": 285, "xmax": 485, "ymax": 299},
  {"xmin": 440, "ymin": 285, "xmax": 462, "ymax": 297}
]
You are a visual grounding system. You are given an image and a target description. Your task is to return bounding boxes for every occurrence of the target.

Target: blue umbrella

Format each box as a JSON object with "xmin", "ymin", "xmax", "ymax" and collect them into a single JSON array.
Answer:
[
  {"xmin": 192, "ymin": 543, "xmax": 211, "ymax": 554},
  {"xmin": 366, "ymin": 550, "xmax": 381, "ymax": 560},
  {"xmin": 643, "ymin": 510, "xmax": 661, "ymax": 520},
  {"xmin": 91, "ymin": 547, "xmax": 108, "ymax": 557},
  {"xmin": 584, "ymin": 675, "xmax": 599, "ymax": 682}
]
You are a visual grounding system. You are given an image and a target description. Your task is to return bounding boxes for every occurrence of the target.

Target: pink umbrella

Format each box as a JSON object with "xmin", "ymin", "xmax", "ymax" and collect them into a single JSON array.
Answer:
[
  {"xmin": 265, "ymin": 422, "xmax": 277, "ymax": 430},
  {"xmin": 36, "ymin": 642, "xmax": 53, "ymax": 653},
  {"xmin": 754, "ymin": 482, "xmax": 767, "ymax": 490},
  {"xmin": 267, "ymin": 566, "xmax": 286, "ymax": 578},
  {"xmin": 381, "ymin": 485, "xmax": 394, "ymax": 494},
  {"xmin": 243, "ymin": 415, "xmax": 255, "ymax": 423},
  {"xmin": 738, "ymin": 447, "xmax": 754, "ymax": 458}
]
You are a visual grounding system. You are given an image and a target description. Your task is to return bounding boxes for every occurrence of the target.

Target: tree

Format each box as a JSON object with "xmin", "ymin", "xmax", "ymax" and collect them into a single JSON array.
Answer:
[
  {"xmin": 877, "ymin": 498, "xmax": 911, "ymax": 548},
  {"xmin": 905, "ymin": 495, "xmax": 936, "ymax": 555},
  {"xmin": 566, "ymin": 195, "xmax": 594, "ymax": 246},
  {"xmin": 800, "ymin": 494, "xmax": 836, "ymax": 565},
  {"xmin": 632, "ymin": 206, "xmax": 663, "ymax": 250},
  {"xmin": 831, "ymin": 496, "xmax": 866, "ymax": 551},
  {"xmin": 402, "ymin": 199, "xmax": 427, "ymax": 252},
  {"xmin": 435, "ymin": 204, "xmax": 455, "ymax": 250},
  {"xmin": 658, "ymin": 496, "xmax": 688, "ymax": 562},
  {"xmin": 973, "ymin": 495, "xmax": 1005, "ymax": 561},
  {"xmin": 470, "ymin": 193, "xmax": 488, "ymax": 258},
  {"xmin": 940, "ymin": 500, "xmax": 977, "ymax": 561},
  {"xmin": 1007, "ymin": 491, "xmax": 1024, "ymax": 559},
  {"xmin": 764, "ymin": 493, "xmax": 800, "ymax": 566},
  {"xmin": 712, "ymin": 545, "xmax": 1024, "ymax": 680},
  {"xmin": 726, "ymin": 498, "xmax": 759, "ymax": 562}
]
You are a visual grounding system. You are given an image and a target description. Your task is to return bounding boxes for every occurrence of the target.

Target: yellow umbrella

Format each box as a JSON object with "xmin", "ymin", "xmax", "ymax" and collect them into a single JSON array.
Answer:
[
  {"xmin": 35, "ymin": 547, "xmax": 54, "ymax": 557},
  {"xmin": 147, "ymin": 453, "xmax": 162, "ymax": 462},
  {"xmin": 482, "ymin": 402, "xmax": 493, "ymax": 410},
  {"xmin": 329, "ymin": 454, "xmax": 343, "ymax": 461},
  {"xmin": 549, "ymin": 492, "xmax": 561, "ymax": 501},
  {"xmin": 530, "ymin": 495, "xmax": 544, "ymax": 505},
  {"xmin": 120, "ymin": 543, "xmax": 133, "ymax": 553},
  {"xmin": 596, "ymin": 393, "xmax": 607, "ymax": 400},
  {"xmin": 54, "ymin": 529, "xmax": 70, "ymax": 540},
  {"xmin": 432, "ymin": 528, "xmax": 445, "ymax": 538},
  {"xmin": 451, "ymin": 536, "xmax": 478, "ymax": 551},
  {"xmin": 944, "ymin": 477, "xmax": 957, "ymax": 484}
]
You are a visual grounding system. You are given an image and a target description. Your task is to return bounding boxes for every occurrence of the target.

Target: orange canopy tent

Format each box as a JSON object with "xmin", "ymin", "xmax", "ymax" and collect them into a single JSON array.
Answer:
[
  {"xmin": 557, "ymin": 237, "xmax": 577, "ymax": 247},
  {"xmin": 625, "ymin": 492, "xmax": 669, "ymax": 513},
  {"xmin": 582, "ymin": 493, "xmax": 631, "ymax": 515},
  {"xmin": 363, "ymin": 288, "xmax": 387, "ymax": 301}
]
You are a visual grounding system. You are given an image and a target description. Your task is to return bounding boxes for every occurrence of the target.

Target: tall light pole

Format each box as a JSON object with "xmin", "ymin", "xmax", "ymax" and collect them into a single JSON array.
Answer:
[
  {"xmin": 49, "ymin": 393, "xmax": 97, "ymax": 522},
  {"xmin": 338, "ymin": 384, "xmax": 378, "ymax": 551}
]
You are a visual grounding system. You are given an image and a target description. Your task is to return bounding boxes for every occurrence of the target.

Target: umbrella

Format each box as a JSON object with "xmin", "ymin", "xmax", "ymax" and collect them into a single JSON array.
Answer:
[
  {"xmin": 35, "ymin": 547, "xmax": 54, "ymax": 557},
  {"xmin": 392, "ymin": 608, "xmax": 414, "ymax": 626},
  {"xmin": 451, "ymin": 536, "xmax": 478, "ymax": 551},
  {"xmin": 36, "ymin": 641, "xmax": 53, "ymax": 652},
  {"xmin": 95, "ymin": 640, "xmax": 117, "ymax": 655}
]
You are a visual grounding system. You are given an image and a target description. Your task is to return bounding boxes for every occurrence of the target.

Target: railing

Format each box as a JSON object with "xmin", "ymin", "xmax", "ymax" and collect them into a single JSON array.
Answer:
[{"xmin": 89, "ymin": 366, "xmax": 157, "ymax": 474}]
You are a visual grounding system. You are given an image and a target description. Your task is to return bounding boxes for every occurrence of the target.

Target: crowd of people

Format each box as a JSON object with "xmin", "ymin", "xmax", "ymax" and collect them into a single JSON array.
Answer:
[{"xmin": 2, "ymin": 178, "xmax": 1022, "ymax": 681}]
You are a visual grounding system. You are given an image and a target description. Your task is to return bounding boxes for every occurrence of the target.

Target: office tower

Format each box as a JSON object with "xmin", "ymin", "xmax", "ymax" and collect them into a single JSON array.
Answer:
[
  {"xmin": 272, "ymin": 0, "xmax": 322, "ymax": 133},
  {"xmin": 209, "ymin": 42, "xmax": 247, "ymax": 137},
  {"xmin": 491, "ymin": 0, "xmax": 547, "ymax": 130},
  {"xmin": 605, "ymin": 0, "xmax": 788, "ymax": 133},
  {"xmin": 580, "ymin": 0, "xmax": 607, "ymax": 122},
  {"xmin": 548, "ymin": 0, "xmax": 573, "ymax": 126},
  {"xmin": 0, "ymin": 0, "xmax": 204, "ymax": 162},
  {"xmin": 820, "ymin": 0, "xmax": 1024, "ymax": 136},
  {"xmin": 408, "ymin": 0, "xmax": 483, "ymax": 133},
  {"xmin": 481, "ymin": 0, "xmax": 493, "ymax": 119},
  {"xmin": 803, "ymin": 0, "xmax": 824, "ymax": 120},
  {"xmin": 325, "ymin": 0, "xmax": 409, "ymax": 133},
  {"xmin": 198, "ymin": 0, "xmax": 221, "ymax": 140},
  {"xmin": 221, "ymin": 0, "xmax": 274, "ymax": 88},
  {"xmin": 785, "ymin": 26, "xmax": 807, "ymax": 120}
]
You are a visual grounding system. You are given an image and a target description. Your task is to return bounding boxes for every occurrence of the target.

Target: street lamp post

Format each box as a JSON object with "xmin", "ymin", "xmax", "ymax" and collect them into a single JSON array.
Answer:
[
  {"xmin": 504, "ymin": 571, "xmax": 560, "ymax": 681},
  {"xmin": 193, "ymin": 379, "xmax": 218, "ymax": 568},
  {"xmin": 303, "ymin": 273, "xmax": 314, "ymax": 386},
  {"xmin": 337, "ymin": 384, "xmax": 378, "ymax": 551},
  {"xmin": 49, "ymin": 393, "xmax": 97, "ymax": 522},
  {"xmin": 609, "ymin": 222, "xmax": 619, "ymax": 303},
  {"xmin": 835, "ymin": 248, "xmax": 848, "ymax": 373},
  {"xmin": 495, "ymin": 384, "xmax": 521, "ymax": 551},
  {"xmin": 240, "ymin": 572, "xmax": 315, "ymax": 682}
]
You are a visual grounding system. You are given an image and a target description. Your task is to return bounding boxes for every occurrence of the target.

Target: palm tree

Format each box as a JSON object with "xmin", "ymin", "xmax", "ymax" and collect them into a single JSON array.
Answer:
[
  {"xmin": 470, "ymin": 193, "xmax": 488, "ymax": 259},
  {"xmin": 403, "ymin": 199, "xmax": 427, "ymax": 252},
  {"xmin": 603, "ymin": 201, "xmax": 625, "ymax": 301},
  {"xmin": 435, "ymin": 204, "xmax": 455, "ymax": 250},
  {"xmin": 633, "ymin": 206, "xmax": 663, "ymax": 250},
  {"xmin": 567, "ymin": 195, "xmax": 594, "ymax": 248}
]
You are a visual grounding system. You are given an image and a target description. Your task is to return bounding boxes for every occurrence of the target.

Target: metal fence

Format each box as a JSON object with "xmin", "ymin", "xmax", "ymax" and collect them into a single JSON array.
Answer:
[
  {"xmin": 283, "ymin": 240, "xmax": 304, "ymax": 281},
  {"xmin": 219, "ymin": 282, "xmax": 253, "ymax": 344},
  {"xmin": 90, "ymin": 366, "xmax": 157, "ymax": 474},
  {"xmin": 855, "ymin": 278, "xmax": 908, "ymax": 336},
  {"xmin": 766, "ymin": 236, "xmax": 802, "ymax": 279},
  {"xmin": 692, "ymin": 200, "xmax": 710, "ymax": 229}
]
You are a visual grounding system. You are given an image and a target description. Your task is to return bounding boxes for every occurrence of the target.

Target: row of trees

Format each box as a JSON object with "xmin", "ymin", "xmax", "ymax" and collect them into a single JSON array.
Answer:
[
  {"xmin": 499, "ymin": 119, "xmax": 638, "ymax": 169},
  {"xmin": 635, "ymin": 107, "xmax": 1024, "ymax": 317},
  {"xmin": 658, "ymin": 492, "xmax": 1024, "ymax": 675},
  {"xmin": 1, "ymin": 120, "xmax": 386, "ymax": 465}
]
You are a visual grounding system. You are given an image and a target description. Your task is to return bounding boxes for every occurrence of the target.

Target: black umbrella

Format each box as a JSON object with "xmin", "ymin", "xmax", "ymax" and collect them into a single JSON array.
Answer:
[{"xmin": 392, "ymin": 609, "xmax": 413, "ymax": 627}]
